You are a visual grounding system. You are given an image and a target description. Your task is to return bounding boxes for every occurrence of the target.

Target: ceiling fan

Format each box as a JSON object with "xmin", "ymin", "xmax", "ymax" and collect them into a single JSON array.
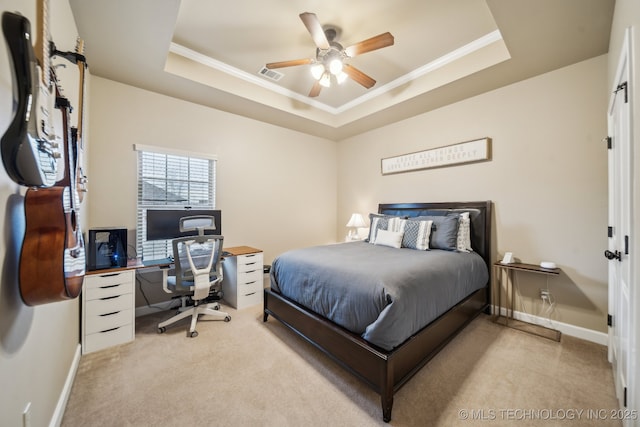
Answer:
[{"xmin": 265, "ymin": 12, "xmax": 394, "ymax": 97}]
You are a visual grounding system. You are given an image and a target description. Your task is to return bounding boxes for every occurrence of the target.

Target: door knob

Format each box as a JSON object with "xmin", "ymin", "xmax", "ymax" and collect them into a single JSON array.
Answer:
[{"xmin": 604, "ymin": 249, "xmax": 622, "ymax": 261}]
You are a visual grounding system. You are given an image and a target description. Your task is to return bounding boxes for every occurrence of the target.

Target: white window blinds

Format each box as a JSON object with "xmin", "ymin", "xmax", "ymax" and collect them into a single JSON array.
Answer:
[{"xmin": 136, "ymin": 146, "xmax": 217, "ymax": 260}]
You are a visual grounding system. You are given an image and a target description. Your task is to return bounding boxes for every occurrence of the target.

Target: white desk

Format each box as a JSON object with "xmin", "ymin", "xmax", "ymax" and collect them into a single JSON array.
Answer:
[{"xmin": 82, "ymin": 245, "xmax": 262, "ymax": 354}]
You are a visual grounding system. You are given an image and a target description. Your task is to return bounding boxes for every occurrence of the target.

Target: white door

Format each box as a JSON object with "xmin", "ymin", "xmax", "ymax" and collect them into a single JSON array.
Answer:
[{"xmin": 607, "ymin": 28, "xmax": 634, "ymax": 420}]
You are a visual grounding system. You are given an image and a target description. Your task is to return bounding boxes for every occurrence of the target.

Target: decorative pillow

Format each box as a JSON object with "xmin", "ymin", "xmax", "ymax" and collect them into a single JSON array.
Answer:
[
  {"xmin": 413, "ymin": 214, "xmax": 460, "ymax": 251},
  {"xmin": 455, "ymin": 212, "xmax": 473, "ymax": 252},
  {"xmin": 387, "ymin": 216, "xmax": 405, "ymax": 233},
  {"xmin": 373, "ymin": 229, "xmax": 404, "ymax": 248},
  {"xmin": 386, "ymin": 217, "xmax": 432, "ymax": 250},
  {"xmin": 367, "ymin": 213, "xmax": 398, "ymax": 243},
  {"xmin": 402, "ymin": 219, "xmax": 433, "ymax": 250}
]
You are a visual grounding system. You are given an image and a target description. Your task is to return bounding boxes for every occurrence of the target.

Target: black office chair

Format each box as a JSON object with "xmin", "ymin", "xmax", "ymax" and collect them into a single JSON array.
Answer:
[{"xmin": 157, "ymin": 216, "xmax": 230, "ymax": 337}]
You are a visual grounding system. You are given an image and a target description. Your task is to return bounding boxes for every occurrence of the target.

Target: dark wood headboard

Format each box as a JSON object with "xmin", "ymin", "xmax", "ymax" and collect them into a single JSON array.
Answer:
[{"xmin": 378, "ymin": 201, "xmax": 492, "ymax": 272}]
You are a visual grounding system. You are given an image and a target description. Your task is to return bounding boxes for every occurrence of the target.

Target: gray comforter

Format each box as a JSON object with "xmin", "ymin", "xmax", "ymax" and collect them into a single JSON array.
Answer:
[{"xmin": 270, "ymin": 241, "xmax": 488, "ymax": 350}]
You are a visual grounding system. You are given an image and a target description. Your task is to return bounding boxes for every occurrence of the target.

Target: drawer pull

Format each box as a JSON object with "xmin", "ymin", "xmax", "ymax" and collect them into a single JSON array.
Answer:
[
  {"xmin": 245, "ymin": 262, "xmax": 256, "ymax": 266},
  {"xmin": 99, "ymin": 273, "xmax": 121, "ymax": 278},
  {"xmin": 99, "ymin": 311, "xmax": 121, "ymax": 317},
  {"xmin": 245, "ymin": 270, "xmax": 257, "ymax": 274},
  {"xmin": 99, "ymin": 295, "xmax": 121, "ymax": 301},
  {"xmin": 245, "ymin": 292, "xmax": 256, "ymax": 297},
  {"xmin": 99, "ymin": 326, "xmax": 121, "ymax": 333},
  {"xmin": 244, "ymin": 281, "xmax": 257, "ymax": 285},
  {"xmin": 246, "ymin": 254, "xmax": 257, "ymax": 258},
  {"xmin": 99, "ymin": 284, "xmax": 121, "ymax": 289}
]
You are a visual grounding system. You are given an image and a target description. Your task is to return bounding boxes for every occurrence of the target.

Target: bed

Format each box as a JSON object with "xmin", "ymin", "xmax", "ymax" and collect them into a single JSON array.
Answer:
[{"xmin": 263, "ymin": 201, "xmax": 492, "ymax": 422}]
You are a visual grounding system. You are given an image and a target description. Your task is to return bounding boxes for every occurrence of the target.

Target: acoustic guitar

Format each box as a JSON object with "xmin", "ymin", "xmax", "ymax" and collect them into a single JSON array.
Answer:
[
  {"xmin": 19, "ymin": 65, "xmax": 85, "ymax": 305},
  {"xmin": 0, "ymin": 0, "xmax": 61, "ymax": 187}
]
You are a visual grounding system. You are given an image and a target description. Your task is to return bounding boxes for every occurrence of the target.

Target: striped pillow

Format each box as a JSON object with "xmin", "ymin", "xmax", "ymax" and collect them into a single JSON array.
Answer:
[
  {"xmin": 367, "ymin": 214, "xmax": 396, "ymax": 243},
  {"xmin": 388, "ymin": 217, "xmax": 433, "ymax": 250},
  {"xmin": 456, "ymin": 212, "xmax": 473, "ymax": 252}
]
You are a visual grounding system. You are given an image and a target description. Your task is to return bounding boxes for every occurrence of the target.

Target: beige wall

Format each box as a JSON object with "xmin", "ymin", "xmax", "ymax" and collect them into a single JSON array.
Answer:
[
  {"xmin": 0, "ymin": 0, "xmax": 630, "ymax": 424},
  {"xmin": 338, "ymin": 55, "xmax": 609, "ymax": 333},
  {"xmin": 86, "ymin": 77, "xmax": 338, "ymax": 305},
  {"xmin": 0, "ymin": 0, "xmax": 82, "ymax": 425}
]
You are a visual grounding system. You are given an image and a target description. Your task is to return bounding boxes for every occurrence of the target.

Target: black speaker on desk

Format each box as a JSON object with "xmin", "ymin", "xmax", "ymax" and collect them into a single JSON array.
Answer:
[{"xmin": 87, "ymin": 228, "xmax": 127, "ymax": 270}]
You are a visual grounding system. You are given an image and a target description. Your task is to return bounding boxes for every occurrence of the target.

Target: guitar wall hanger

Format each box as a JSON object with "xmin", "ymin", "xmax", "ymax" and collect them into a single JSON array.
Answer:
[{"xmin": 51, "ymin": 42, "xmax": 87, "ymax": 67}]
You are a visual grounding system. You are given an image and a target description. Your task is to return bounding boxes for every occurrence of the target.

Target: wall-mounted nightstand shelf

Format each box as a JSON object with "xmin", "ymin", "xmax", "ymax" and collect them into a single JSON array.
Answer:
[{"xmin": 493, "ymin": 261, "xmax": 561, "ymax": 342}]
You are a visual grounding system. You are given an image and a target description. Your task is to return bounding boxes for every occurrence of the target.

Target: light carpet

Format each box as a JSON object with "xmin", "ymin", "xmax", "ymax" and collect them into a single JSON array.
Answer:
[{"xmin": 61, "ymin": 303, "xmax": 621, "ymax": 426}]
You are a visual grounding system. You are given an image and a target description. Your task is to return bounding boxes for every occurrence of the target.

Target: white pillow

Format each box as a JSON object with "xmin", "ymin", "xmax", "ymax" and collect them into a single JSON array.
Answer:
[
  {"xmin": 374, "ymin": 229, "xmax": 404, "ymax": 249},
  {"xmin": 456, "ymin": 212, "xmax": 472, "ymax": 252}
]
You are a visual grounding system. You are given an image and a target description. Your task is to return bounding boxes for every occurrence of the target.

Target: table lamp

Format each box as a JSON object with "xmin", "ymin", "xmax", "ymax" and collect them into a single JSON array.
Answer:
[{"xmin": 346, "ymin": 213, "xmax": 367, "ymax": 241}]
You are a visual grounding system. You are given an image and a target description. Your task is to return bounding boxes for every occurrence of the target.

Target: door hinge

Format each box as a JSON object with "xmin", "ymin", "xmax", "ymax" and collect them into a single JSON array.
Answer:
[
  {"xmin": 608, "ymin": 314, "xmax": 613, "ymax": 327},
  {"xmin": 608, "ymin": 226, "xmax": 613, "ymax": 238},
  {"xmin": 604, "ymin": 136, "xmax": 612, "ymax": 149},
  {"xmin": 614, "ymin": 81, "xmax": 628, "ymax": 103},
  {"xmin": 625, "ymin": 235, "xmax": 629, "ymax": 255}
]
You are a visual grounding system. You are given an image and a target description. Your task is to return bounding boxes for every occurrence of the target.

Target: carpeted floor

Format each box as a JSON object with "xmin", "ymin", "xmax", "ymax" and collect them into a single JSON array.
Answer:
[{"xmin": 61, "ymin": 303, "xmax": 621, "ymax": 426}]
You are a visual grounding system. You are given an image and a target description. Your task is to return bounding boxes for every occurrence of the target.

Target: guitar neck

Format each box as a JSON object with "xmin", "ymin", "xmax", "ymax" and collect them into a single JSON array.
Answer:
[
  {"xmin": 34, "ymin": 0, "xmax": 50, "ymax": 87},
  {"xmin": 75, "ymin": 38, "xmax": 86, "ymax": 142}
]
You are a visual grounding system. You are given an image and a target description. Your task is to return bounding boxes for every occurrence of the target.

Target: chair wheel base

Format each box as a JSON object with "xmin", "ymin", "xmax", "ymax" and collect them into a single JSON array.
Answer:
[
  {"xmin": 224, "ymin": 316, "xmax": 231, "ymax": 322},
  {"xmin": 158, "ymin": 327, "xmax": 166, "ymax": 334},
  {"xmin": 189, "ymin": 331, "xmax": 199, "ymax": 338}
]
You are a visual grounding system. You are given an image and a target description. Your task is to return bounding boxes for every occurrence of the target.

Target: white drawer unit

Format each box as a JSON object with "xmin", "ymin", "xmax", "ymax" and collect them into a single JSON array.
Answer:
[
  {"xmin": 222, "ymin": 248, "xmax": 263, "ymax": 310},
  {"xmin": 82, "ymin": 269, "xmax": 135, "ymax": 354}
]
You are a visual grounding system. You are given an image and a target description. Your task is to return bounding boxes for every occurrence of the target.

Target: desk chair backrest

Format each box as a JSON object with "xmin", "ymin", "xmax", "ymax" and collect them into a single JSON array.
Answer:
[
  {"xmin": 172, "ymin": 215, "xmax": 223, "ymax": 301},
  {"xmin": 172, "ymin": 235, "xmax": 224, "ymax": 301}
]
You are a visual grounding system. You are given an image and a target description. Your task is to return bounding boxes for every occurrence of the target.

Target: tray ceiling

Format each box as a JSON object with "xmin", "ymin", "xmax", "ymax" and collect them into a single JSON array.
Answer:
[{"xmin": 69, "ymin": 0, "xmax": 614, "ymax": 140}]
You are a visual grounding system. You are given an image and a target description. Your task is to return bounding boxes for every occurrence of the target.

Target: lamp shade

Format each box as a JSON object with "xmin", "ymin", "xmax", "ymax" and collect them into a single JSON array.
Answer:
[
  {"xmin": 310, "ymin": 63, "xmax": 324, "ymax": 80},
  {"xmin": 319, "ymin": 72, "xmax": 331, "ymax": 88},
  {"xmin": 346, "ymin": 213, "xmax": 367, "ymax": 228}
]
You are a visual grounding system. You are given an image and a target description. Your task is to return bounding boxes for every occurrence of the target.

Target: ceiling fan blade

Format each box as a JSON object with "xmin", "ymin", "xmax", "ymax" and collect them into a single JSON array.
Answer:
[
  {"xmin": 343, "ymin": 64, "xmax": 376, "ymax": 89},
  {"xmin": 308, "ymin": 81, "xmax": 322, "ymax": 97},
  {"xmin": 299, "ymin": 12, "xmax": 330, "ymax": 50},
  {"xmin": 265, "ymin": 58, "xmax": 313, "ymax": 69},
  {"xmin": 344, "ymin": 32, "xmax": 394, "ymax": 57}
]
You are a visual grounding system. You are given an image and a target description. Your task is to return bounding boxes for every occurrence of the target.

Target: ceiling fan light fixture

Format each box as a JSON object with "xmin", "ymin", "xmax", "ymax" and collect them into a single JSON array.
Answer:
[
  {"xmin": 336, "ymin": 71, "xmax": 348, "ymax": 84},
  {"xmin": 267, "ymin": 12, "xmax": 393, "ymax": 97},
  {"xmin": 310, "ymin": 63, "xmax": 325, "ymax": 80},
  {"xmin": 329, "ymin": 58, "xmax": 343, "ymax": 75},
  {"xmin": 319, "ymin": 72, "xmax": 331, "ymax": 88}
]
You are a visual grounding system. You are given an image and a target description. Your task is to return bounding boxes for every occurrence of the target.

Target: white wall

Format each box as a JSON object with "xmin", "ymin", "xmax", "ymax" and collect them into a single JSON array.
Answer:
[
  {"xmin": 338, "ymin": 55, "xmax": 609, "ymax": 333},
  {"xmin": 0, "ymin": 0, "xmax": 83, "ymax": 425}
]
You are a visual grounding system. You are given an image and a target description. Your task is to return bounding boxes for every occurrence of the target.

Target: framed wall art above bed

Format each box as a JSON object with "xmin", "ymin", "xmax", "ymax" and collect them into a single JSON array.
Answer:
[
  {"xmin": 381, "ymin": 138, "xmax": 492, "ymax": 175},
  {"xmin": 263, "ymin": 201, "xmax": 492, "ymax": 422}
]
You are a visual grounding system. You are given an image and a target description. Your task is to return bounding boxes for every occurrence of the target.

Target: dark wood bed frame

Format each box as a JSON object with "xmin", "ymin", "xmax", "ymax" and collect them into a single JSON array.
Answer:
[{"xmin": 263, "ymin": 201, "xmax": 492, "ymax": 422}]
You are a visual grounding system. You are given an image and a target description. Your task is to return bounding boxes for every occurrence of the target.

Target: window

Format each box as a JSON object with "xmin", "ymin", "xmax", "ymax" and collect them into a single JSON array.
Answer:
[{"xmin": 135, "ymin": 145, "xmax": 217, "ymax": 260}]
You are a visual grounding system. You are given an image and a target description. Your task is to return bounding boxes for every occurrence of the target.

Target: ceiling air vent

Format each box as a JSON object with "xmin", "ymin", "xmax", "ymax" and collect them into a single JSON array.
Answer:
[{"xmin": 258, "ymin": 66, "xmax": 284, "ymax": 82}]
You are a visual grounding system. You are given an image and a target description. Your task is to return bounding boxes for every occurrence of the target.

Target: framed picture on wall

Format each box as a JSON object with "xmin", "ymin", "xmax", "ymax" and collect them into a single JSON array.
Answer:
[{"xmin": 381, "ymin": 137, "xmax": 492, "ymax": 175}]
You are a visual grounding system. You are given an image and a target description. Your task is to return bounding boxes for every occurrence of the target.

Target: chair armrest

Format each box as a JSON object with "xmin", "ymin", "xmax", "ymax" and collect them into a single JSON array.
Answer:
[{"xmin": 162, "ymin": 267, "xmax": 171, "ymax": 294}]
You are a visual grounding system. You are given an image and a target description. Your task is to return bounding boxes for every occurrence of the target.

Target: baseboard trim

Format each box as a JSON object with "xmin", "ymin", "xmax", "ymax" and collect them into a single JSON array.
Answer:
[
  {"xmin": 50, "ymin": 344, "xmax": 81, "ymax": 427},
  {"xmin": 492, "ymin": 306, "xmax": 608, "ymax": 346}
]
